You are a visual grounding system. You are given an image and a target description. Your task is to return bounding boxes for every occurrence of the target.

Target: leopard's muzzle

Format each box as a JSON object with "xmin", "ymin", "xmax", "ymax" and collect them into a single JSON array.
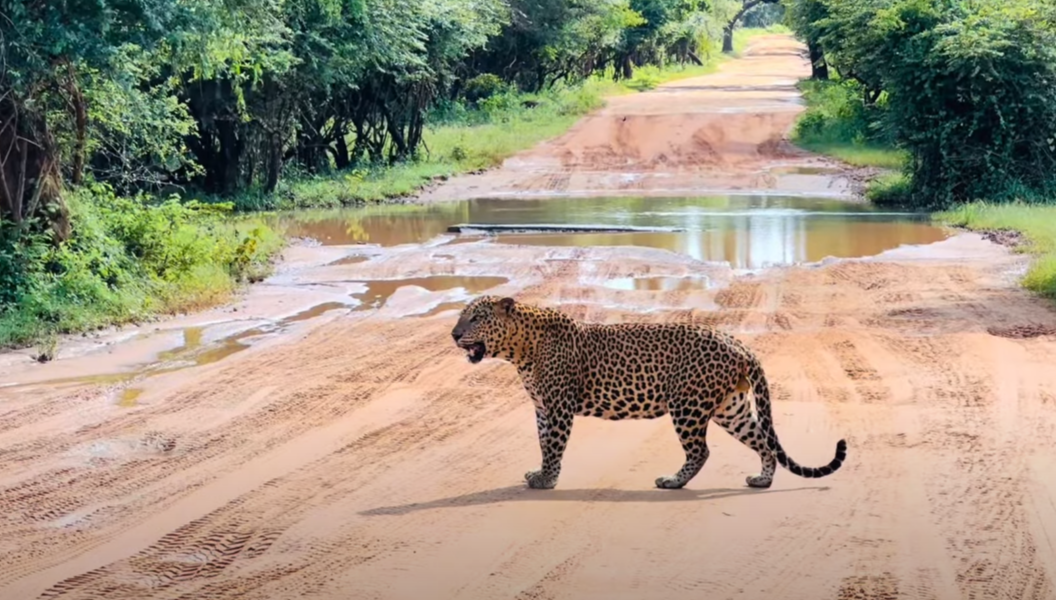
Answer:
[{"xmin": 452, "ymin": 331, "xmax": 487, "ymax": 364}]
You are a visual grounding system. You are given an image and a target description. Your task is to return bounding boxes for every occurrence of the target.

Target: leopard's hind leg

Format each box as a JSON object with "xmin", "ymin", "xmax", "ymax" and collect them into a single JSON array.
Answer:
[{"xmin": 713, "ymin": 387, "xmax": 776, "ymax": 489}]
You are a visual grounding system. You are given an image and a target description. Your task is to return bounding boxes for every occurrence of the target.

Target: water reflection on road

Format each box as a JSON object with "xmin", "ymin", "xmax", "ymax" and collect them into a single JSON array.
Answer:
[{"xmin": 275, "ymin": 195, "xmax": 947, "ymax": 269}]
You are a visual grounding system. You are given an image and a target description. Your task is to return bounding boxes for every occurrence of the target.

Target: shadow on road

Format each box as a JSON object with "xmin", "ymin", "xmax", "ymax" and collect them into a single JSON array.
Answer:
[{"xmin": 360, "ymin": 483, "xmax": 830, "ymax": 516}]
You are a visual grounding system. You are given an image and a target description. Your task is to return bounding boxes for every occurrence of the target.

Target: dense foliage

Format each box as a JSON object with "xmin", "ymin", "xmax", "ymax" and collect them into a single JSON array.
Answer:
[
  {"xmin": 785, "ymin": 0, "xmax": 1056, "ymax": 206},
  {"xmin": 2, "ymin": 0, "xmax": 753, "ymax": 220}
]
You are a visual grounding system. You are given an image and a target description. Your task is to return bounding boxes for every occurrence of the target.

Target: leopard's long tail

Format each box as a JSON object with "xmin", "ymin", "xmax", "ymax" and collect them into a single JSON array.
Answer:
[{"xmin": 750, "ymin": 364, "xmax": 847, "ymax": 478}]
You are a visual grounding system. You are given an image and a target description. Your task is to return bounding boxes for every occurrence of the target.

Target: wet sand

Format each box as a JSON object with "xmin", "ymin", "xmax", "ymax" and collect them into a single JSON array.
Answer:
[{"xmin": 2, "ymin": 35, "xmax": 1056, "ymax": 600}]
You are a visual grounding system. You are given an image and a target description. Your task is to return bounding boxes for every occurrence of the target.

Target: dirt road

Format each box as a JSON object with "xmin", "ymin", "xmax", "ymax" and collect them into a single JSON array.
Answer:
[
  {"xmin": 3, "ymin": 35, "xmax": 1056, "ymax": 600},
  {"xmin": 420, "ymin": 34, "xmax": 855, "ymax": 201}
]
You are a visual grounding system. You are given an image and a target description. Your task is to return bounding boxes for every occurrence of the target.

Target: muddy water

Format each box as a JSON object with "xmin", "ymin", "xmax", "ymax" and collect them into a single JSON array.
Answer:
[
  {"xmin": 3, "ymin": 277, "xmax": 508, "ymax": 399},
  {"xmin": 493, "ymin": 221, "xmax": 944, "ymax": 269},
  {"xmin": 279, "ymin": 195, "xmax": 947, "ymax": 268},
  {"xmin": 278, "ymin": 201, "xmax": 471, "ymax": 246}
]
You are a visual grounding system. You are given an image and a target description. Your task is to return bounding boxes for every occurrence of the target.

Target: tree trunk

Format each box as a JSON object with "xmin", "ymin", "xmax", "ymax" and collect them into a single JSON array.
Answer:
[
  {"xmin": 334, "ymin": 131, "xmax": 350, "ymax": 170},
  {"xmin": 723, "ymin": 0, "xmax": 775, "ymax": 54},
  {"xmin": 264, "ymin": 135, "xmax": 282, "ymax": 193},
  {"xmin": 808, "ymin": 41, "xmax": 829, "ymax": 80},
  {"xmin": 621, "ymin": 55, "xmax": 634, "ymax": 80},
  {"xmin": 722, "ymin": 26, "xmax": 735, "ymax": 54},
  {"xmin": 535, "ymin": 65, "xmax": 547, "ymax": 93},
  {"xmin": 351, "ymin": 118, "xmax": 368, "ymax": 165},
  {"xmin": 384, "ymin": 108, "xmax": 408, "ymax": 163},
  {"xmin": 66, "ymin": 62, "xmax": 88, "ymax": 186},
  {"xmin": 0, "ymin": 99, "xmax": 70, "ymax": 241},
  {"xmin": 217, "ymin": 119, "xmax": 242, "ymax": 195}
]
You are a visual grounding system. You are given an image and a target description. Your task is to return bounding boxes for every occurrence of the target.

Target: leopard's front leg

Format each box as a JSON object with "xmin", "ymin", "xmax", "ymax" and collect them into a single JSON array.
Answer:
[
  {"xmin": 525, "ymin": 394, "xmax": 574, "ymax": 490},
  {"xmin": 532, "ymin": 407, "xmax": 549, "ymax": 458}
]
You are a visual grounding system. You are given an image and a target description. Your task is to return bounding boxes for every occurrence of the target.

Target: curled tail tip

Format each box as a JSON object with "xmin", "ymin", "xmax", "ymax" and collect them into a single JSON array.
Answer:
[{"xmin": 835, "ymin": 439, "xmax": 848, "ymax": 461}]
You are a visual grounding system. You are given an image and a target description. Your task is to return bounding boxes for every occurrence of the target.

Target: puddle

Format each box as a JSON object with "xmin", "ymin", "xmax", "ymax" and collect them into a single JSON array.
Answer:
[
  {"xmin": 417, "ymin": 301, "xmax": 472, "ymax": 318},
  {"xmin": 448, "ymin": 223, "xmax": 686, "ymax": 234},
  {"xmin": 156, "ymin": 327, "xmax": 204, "ymax": 362},
  {"xmin": 117, "ymin": 387, "xmax": 143, "ymax": 407},
  {"xmin": 166, "ymin": 326, "xmax": 274, "ymax": 368},
  {"xmin": 286, "ymin": 301, "xmax": 352, "ymax": 322},
  {"xmin": 148, "ymin": 302, "xmax": 354, "ymax": 372},
  {"xmin": 6, "ymin": 302, "xmax": 354, "ymax": 394},
  {"xmin": 603, "ymin": 276, "xmax": 715, "ymax": 292},
  {"xmin": 349, "ymin": 276, "xmax": 509, "ymax": 311},
  {"xmin": 277, "ymin": 196, "xmax": 948, "ymax": 268},
  {"xmin": 96, "ymin": 280, "xmax": 500, "ymax": 395},
  {"xmin": 491, "ymin": 223, "xmax": 945, "ymax": 269},
  {"xmin": 8, "ymin": 372, "xmax": 138, "ymax": 391},
  {"xmin": 327, "ymin": 255, "xmax": 371, "ymax": 266},
  {"xmin": 273, "ymin": 202, "xmax": 471, "ymax": 246}
]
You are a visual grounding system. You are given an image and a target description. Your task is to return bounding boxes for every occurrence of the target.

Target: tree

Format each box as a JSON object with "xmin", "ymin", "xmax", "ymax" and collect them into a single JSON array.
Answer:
[
  {"xmin": 722, "ymin": 0, "xmax": 779, "ymax": 53},
  {"xmin": 789, "ymin": 0, "xmax": 1056, "ymax": 205},
  {"xmin": 1, "ymin": 0, "xmax": 781, "ymax": 214},
  {"xmin": 783, "ymin": 0, "xmax": 829, "ymax": 79},
  {"xmin": 0, "ymin": 0, "xmax": 195, "ymax": 238},
  {"xmin": 460, "ymin": 0, "xmax": 641, "ymax": 91},
  {"xmin": 617, "ymin": 0, "xmax": 731, "ymax": 78}
]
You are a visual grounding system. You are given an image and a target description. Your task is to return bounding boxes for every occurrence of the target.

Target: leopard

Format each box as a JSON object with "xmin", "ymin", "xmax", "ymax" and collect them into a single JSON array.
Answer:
[{"xmin": 451, "ymin": 295, "xmax": 848, "ymax": 490}]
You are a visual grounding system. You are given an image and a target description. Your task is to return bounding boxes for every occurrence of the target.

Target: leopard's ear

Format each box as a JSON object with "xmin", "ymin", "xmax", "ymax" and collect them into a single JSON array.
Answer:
[{"xmin": 497, "ymin": 297, "xmax": 516, "ymax": 315}]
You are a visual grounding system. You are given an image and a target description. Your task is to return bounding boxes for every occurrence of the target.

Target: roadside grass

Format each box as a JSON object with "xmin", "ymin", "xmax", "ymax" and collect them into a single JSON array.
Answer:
[
  {"xmin": 865, "ymin": 172, "xmax": 915, "ymax": 206},
  {"xmin": 617, "ymin": 27, "xmax": 782, "ymax": 92},
  {"xmin": 936, "ymin": 202, "xmax": 1056, "ymax": 300},
  {"xmin": 796, "ymin": 140, "xmax": 907, "ymax": 170}
]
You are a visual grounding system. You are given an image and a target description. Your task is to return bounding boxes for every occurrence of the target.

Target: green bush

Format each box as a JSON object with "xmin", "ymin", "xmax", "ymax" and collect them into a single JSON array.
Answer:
[
  {"xmin": 0, "ymin": 222, "xmax": 49, "ymax": 308},
  {"xmin": 462, "ymin": 74, "xmax": 511, "ymax": 104},
  {"xmin": 866, "ymin": 172, "xmax": 914, "ymax": 207},
  {"xmin": 791, "ymin": 79, "xmax": 906, "ymax": 169},
  {"xmin": 793, "ymin": 79, "xmax": 878, "ymax": 146},
  {"xmin": 881, "ymin": 2, "xmax": 1056, "ymax": 205},
  {"xmin": 0, "ymin": 184, "xmax": 283, "ymax": 349},
  {"xmin": 623, "ymin": 66, "xmax": 663, "ymax": 92},
  {"xmin": 798, "ymin": 0, "xmax": 1056, "ymax": 206}
]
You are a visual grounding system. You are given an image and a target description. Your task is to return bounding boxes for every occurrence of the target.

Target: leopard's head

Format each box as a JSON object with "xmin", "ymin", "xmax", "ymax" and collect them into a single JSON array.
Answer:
[{"xmin": 451, "ymin": 295, "xmax": 521, "ymax": 364}]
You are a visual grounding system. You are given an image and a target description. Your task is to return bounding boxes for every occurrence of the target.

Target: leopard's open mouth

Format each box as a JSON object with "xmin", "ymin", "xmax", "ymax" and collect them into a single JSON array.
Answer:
[{"xmin": 461, "ymin": 341, "xmax": 486, "ymax": 364}]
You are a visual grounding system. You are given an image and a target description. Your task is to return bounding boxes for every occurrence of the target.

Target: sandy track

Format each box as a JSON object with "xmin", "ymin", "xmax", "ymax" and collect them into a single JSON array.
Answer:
[{"xmin": 3, "ymin": 35, "xmax": 1056, "ymax": 600}]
